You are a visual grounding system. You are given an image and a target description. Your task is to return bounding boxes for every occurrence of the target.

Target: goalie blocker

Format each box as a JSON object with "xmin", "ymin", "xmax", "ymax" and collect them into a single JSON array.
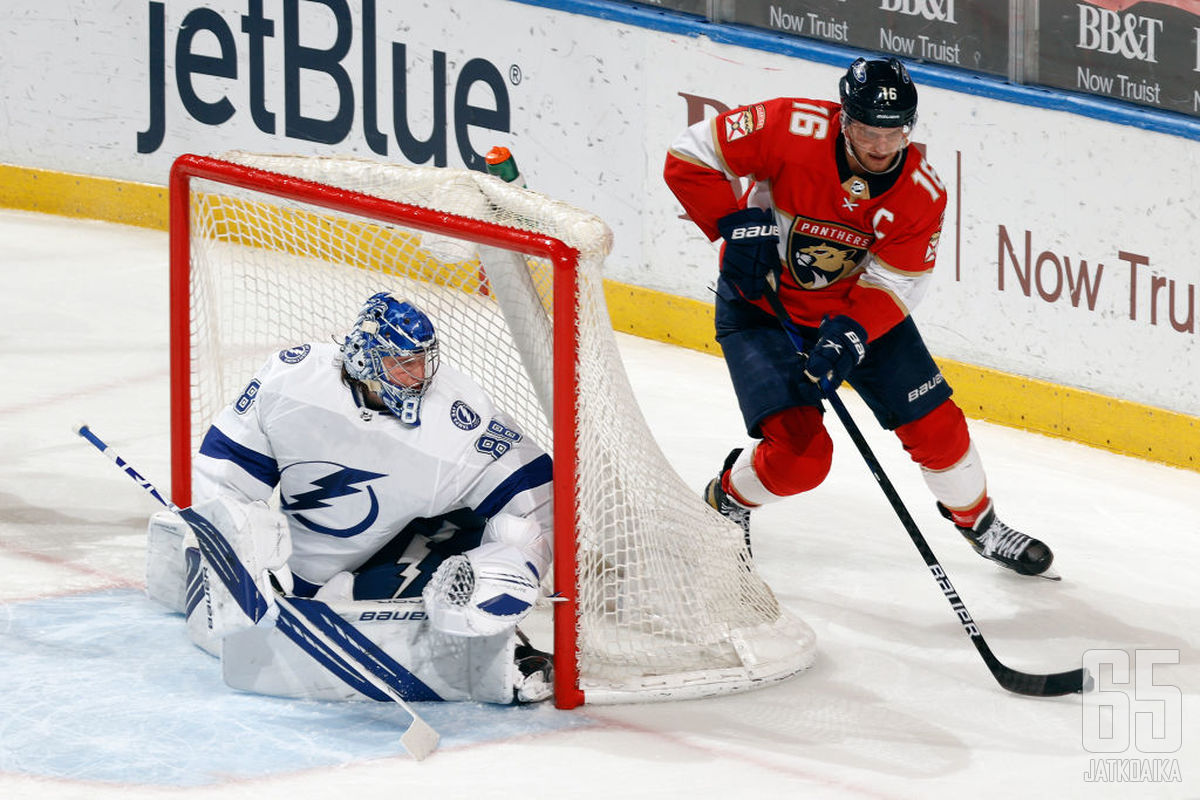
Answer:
[{"xmin": 147, "ymin": 498, "xmax": 552, "ymax": 704}]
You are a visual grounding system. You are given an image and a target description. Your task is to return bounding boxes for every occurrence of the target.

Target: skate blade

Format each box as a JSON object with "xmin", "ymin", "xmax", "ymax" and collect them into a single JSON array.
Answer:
[{"xmin": 994, "ymin": 562, "xmax": 1061, "ymax": 581}]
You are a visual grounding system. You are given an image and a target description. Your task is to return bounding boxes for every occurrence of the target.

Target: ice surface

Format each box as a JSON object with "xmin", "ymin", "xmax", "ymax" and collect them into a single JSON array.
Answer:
[{"xmin": 0, "ymin": 210, "xmax": 1196, "ymax": 799}]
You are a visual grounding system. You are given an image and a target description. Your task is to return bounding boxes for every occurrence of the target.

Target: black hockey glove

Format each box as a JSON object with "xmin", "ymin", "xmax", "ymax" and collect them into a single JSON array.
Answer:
[
  {"xmin": 804, "ymin": 315, "xmax": 868, "ymax": 391},
  {"xmin": 716, "ymin": 207, "xmax": 780, "ymax": 300}
]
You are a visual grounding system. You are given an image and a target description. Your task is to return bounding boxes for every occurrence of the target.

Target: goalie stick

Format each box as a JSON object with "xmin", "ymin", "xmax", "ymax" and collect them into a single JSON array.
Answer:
[
  {"xmin": 73, "ymin": 423, "xmax": 440, "ymax": 759},
  {"xmin": 758, "ymin": 275, "xmax": 1091, "ymax": 697}
]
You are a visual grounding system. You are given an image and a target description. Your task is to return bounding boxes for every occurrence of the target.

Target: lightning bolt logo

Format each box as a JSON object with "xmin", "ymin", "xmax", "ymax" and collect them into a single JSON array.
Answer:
[
  {"xmin": 392, "ymin": 538, "xmax": 431, "ymax": 598},
  {"xmin": 280, "ymin": 462, "xmax": 387, "ymax": 538}
]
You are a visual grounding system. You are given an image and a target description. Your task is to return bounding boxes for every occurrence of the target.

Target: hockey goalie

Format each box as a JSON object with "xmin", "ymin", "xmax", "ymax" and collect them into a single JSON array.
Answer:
[{"xmin": 146, "ymin": 291, "xmax": 556, "ymax": 704}]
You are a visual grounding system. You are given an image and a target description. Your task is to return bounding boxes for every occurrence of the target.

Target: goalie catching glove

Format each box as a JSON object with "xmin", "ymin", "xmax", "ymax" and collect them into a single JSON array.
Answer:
[
  {"xmin": 422, "ymin": 513, "xmax": 549, "ymax": 637},
  {"xmin": 423, "ymin": 541, "xmax": 542, "ymax": 637}
]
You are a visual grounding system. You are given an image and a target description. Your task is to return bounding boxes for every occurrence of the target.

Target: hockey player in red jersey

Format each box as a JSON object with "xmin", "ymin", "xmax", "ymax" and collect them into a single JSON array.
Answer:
[{"xmin": 664, "ymin": 57, "xmax": 1054, "ymax": 577}]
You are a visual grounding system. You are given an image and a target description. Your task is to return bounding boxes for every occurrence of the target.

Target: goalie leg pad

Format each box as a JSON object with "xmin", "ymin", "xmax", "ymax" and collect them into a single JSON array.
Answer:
[
  {"xmin": 220, "ymin": 598, "xmax": 521, "ymax": 703},
  {"xmin": 146, "ymin": 509, "xmax": 192, "ymax": 613},
  {"xmin": 182, "ymin": 496, "xmax": 293, "ymax": 655}
]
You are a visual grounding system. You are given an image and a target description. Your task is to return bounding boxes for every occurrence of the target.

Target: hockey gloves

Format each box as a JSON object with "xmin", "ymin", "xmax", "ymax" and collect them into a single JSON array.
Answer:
[
  {"xmin": 804, "ymin": 315, "xmax": 868, "ymax": 391},
  {"xmin": 716, "ymin": 207, "xmax": 780, "ymax": 300}
]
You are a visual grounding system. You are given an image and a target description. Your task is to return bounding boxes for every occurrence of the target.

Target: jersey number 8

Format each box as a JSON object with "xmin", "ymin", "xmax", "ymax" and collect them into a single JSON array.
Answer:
[{"xmin": 475, "ymin": 419, "xmax": 523, "ymax": 459}]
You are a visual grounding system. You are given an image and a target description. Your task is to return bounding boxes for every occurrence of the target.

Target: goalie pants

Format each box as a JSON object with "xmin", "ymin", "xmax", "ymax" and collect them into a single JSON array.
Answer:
[{"xmin": 714, "ymin": 293, "xmax": 970, "ymax": 498}]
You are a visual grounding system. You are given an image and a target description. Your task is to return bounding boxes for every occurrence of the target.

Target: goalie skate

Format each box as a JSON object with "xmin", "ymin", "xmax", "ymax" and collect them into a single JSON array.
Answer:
[{"xmin": 513, "ymin": 640, "xmax": 554, "ymax": 704}]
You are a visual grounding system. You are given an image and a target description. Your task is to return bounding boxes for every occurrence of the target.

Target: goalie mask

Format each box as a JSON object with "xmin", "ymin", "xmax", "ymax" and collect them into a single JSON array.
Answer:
[{"xmin": 342, "ymin": 292, "xmax": 440, "ymax": 425}]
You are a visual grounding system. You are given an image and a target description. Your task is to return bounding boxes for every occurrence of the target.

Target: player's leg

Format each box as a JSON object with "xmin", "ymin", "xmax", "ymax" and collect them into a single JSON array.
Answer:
[
  {"xmin": 706, "ymin": 294, "xmax": 835, "ymax": 545},
  {"xmin": 848, "ymin": 318, "xmax": 1053, "ymax": 576}
]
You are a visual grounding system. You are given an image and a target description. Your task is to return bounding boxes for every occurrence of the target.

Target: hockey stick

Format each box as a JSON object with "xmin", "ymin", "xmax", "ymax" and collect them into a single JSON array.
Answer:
[
  {"xmin": 758, "ymin": 276, "xmax": 1091, "ymax": 697},
  {"xmin": 73, "ymin": 423, "xmax": 440, "ymax": 758}
]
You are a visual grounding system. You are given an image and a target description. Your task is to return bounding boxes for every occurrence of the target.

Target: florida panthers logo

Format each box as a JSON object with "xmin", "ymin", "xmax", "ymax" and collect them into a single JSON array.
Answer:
[
  {"xmin": 279, "ymin": 461, "xmax": 387, "ymax": 537},
  {"xmin": 787, "ymin": 216, "xmax": 873, "ymax": 289}
]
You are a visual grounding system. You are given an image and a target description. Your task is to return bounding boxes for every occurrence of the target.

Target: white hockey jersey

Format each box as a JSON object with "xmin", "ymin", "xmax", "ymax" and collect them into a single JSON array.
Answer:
[{"xmin": 192, "ymin": 342, "xmax": 553, "ymax": 586}]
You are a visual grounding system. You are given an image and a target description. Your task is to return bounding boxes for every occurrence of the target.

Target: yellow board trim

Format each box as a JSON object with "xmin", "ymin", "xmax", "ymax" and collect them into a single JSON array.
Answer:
[
  {"xmin": 0, "ymin": 163, "xmax": 167, "ymax": 230},
  {"xmin": 4, "ymin": 161, "xmax": 1196, "ymax": 472}
]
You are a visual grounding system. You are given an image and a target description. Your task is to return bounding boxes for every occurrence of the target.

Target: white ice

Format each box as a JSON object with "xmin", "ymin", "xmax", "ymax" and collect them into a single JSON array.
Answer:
[{"xmin": 0, "ymin": 209, "xmax": 1196, "ymax": 799}]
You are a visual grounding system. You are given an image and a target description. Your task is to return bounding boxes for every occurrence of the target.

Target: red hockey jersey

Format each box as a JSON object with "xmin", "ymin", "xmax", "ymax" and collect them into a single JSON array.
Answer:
[{"xmin": 665, "ymin": 98, "xmax": 947, "ymax": 341}]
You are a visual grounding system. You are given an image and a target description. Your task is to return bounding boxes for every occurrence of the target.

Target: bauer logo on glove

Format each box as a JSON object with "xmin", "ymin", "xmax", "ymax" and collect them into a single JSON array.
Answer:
[
  {"xmin": 716, "ymin": 207, "xmax": 781, "ymax": 301},
  {"xmin": 804, "ymin": 315, "xmax": 868, "ymax": 390}
]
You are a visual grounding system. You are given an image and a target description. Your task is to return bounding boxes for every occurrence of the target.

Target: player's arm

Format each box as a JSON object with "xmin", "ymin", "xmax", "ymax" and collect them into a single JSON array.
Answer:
[
  {"xmin": 664, "ymin": 101, "xmax": 786, "ymax": 240},
  {"xmin": 667, "ymin": 101, "xmax": 797, "ymax": 300},
  {"xmin": 423, "ymin": 412, "xmax": 553, "ymax": 637},
  {"xmin": 453, "ymin": 411, "xmax": 552, "ymax": 548},
  {"xmin": 192, "ymin": 365, "xmax": 282, "ymax": 506}
]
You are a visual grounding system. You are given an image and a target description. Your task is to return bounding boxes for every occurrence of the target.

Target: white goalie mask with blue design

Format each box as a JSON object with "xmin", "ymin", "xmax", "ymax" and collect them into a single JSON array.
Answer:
[{"xmin": 341, "ymin": 292, "xmax": 440, "ymax": 425}]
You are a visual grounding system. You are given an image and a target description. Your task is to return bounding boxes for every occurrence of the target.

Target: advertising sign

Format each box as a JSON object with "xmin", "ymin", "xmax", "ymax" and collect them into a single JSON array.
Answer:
[
  {"xmin": 1035, "ymin": 0, "xmax": 1200, "ymax": 117},
  {"xmin": 716, "ymin": 0, "xmax": 1011, "ymax": 76}
]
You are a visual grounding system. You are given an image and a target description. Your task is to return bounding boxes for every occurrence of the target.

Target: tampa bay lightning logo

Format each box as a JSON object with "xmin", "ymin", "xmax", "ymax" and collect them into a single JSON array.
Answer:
[
  {"xmin": 279, "ymin": 461, "xmax": 386, "ymax": 537},
  {"xmin": 450, "ymin": 400, "xmax": 481, "ymax": 430},
  {"xmin": 279, "ymin": 345, "xmax": 311, "ymax": 364}
]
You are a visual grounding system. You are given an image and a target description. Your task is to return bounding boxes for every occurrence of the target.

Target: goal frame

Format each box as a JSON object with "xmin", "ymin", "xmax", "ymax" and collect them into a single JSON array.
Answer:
[{"xmin": 168, "ymin": 153, "xmax": 587, "ymax": 708}]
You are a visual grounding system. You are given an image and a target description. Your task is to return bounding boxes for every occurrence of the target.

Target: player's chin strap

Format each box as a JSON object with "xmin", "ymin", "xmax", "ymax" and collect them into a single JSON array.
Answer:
[
  {"xmin": 758, "ymin": 273, "xmax": 1090, "ymax": 698},
  {"xmin": 72, "ymin": 423, "xmax": 441, "ymax": 759}
]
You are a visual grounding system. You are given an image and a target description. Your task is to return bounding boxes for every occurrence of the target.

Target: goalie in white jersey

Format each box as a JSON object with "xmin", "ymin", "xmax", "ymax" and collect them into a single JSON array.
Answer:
[{"xmin": 147, "ymin": 292, "xmax": 555, "ymax": 704}]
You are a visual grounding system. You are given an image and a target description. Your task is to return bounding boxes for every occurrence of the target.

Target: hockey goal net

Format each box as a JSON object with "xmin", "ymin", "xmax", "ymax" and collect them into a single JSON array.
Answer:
[{"xmin": 169, "ymin": 152, "xmax": 814, "ymax": 707}]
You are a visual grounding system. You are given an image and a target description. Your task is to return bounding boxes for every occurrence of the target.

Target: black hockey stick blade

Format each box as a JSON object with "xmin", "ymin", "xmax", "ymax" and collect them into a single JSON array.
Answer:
[{"xmin": 980, "ymin": 642, "xmax": 1093, "ymax": 696}]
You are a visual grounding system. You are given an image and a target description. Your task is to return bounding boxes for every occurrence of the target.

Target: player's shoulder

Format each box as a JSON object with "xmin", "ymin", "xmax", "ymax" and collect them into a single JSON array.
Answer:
[
  {"xmin": 893, "ymin": 145, "xmax": 949, "ymax": 217},
  {"xmin": 428, "ymin": 363, "xmax": 497, "ymax": 413},
  {"xmin": 752, "ymin": 97, "xmax": 840, "ymax": 153},
  {"xmin": 743, "ymin": 97, "xmax": 838, "ymax": 127},
  {"xmin": 256, "ymin": 342, "xmax": 341, "ymax": 385},
  {"xmin": 423, "ymin": 364, "xmax": 537, "ymax": 438}
]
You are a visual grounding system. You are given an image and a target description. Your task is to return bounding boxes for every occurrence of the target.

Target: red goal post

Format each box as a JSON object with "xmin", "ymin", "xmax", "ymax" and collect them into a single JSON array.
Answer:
[{"xmin": 168, "ymin": 152, "xmax": 814, "ymax": 708}]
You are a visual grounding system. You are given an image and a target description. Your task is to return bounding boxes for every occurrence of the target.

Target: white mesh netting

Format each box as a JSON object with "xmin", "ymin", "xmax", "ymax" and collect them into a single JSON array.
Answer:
[{"xmin": 178, "ymin": 152, "xmax": 814, "ymax": 702}]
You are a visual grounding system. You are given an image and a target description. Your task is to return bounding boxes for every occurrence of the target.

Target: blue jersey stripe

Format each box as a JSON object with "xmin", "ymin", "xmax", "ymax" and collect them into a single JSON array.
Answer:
[
  {"xmin": 199, "ymin": 425, "xmax": 280, "ymax": 488},
  {"xmin": 473, "ymin": 453, "xmax": 553, "ymax": 519}
]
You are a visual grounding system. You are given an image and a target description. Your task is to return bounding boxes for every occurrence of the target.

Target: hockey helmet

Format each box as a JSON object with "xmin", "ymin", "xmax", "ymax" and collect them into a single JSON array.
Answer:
[
  {"xmin": 342, "ymin": 292, "xmax": 440, "ymax": 421},
  {"xmin": 839, "ymin": 57, "xmax": 918, "ymax": 129}
]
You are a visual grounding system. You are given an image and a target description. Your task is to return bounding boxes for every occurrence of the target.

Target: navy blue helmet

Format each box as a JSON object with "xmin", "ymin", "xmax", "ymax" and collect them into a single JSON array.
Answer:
[{"xmin": 839, "ymin": 57, "xmax": 918, "ymax": 129}]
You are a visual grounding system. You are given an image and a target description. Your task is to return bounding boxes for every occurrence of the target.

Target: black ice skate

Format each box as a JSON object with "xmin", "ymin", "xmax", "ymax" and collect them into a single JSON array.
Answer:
[
  {"xmin": 704, "ymin": 447, "xmax": 753, "ymax": 551},
  {"xmin": 940, "ymin": 502, "xmax": 1055, "ymax": 578},
  {"xmin": 513, "ymin": 639, "xmax": 554, "ymax": 704}
]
